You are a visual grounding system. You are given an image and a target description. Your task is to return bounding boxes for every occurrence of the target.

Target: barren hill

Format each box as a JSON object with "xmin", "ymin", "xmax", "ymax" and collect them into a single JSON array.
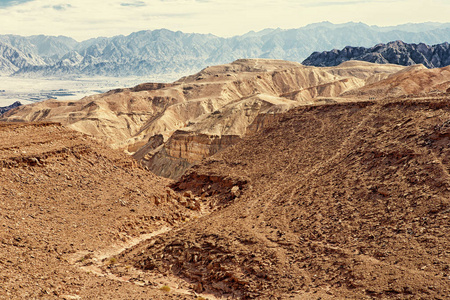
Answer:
[
  {"xmin": 114, "ymin": 95, "xmax": 450, "ymax": 299},
  {"xmin": 343, "ymin": 64, "xmax": 450, "ymax": 99},
  {"xmin": 0, "ymin": 122, "xmax": 198, "ymax": 299},
  {"xmin": 1, "ymin": 59, "xmax": 409, "ymax": 178}
]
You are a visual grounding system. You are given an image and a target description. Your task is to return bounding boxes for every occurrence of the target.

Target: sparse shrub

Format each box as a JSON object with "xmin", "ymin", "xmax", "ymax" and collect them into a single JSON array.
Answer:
[
  {"xmin": 108, "ymin": 257, "xmax": 117, "ymax": 265},
  {"xmin": 160, "ymin": 285, "xmax": 171, "ymax": 292},
  {"xmin": 77, "ymin": 253, "xmax": 93, "ymax": 263}
]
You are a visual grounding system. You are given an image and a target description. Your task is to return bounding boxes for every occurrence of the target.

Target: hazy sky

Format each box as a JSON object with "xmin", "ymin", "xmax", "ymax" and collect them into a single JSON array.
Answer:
[{"xmin": 0, "ymin": 0, "xmax": 449, "ymax": 41}]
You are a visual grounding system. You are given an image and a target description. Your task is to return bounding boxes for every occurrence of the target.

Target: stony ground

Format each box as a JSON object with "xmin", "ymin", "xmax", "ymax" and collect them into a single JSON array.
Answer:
[
  {"xmin": 0, "ymin": 122, "xmax": 199, "ymax": 299},
  {"xmin": 1, "ymin": 93, "xmax": 450, "ymax": 300},
  {"xmin": 116, "ymin": 94, "xmax": 450, "ymax": 299}
]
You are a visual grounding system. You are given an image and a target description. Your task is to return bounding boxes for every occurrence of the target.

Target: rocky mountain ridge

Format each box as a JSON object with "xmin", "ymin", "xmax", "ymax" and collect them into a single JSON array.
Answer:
[
  {"xmin": 303, "ymin": 40, "xmax": 450, "ymax": 68},
  {"xmin": 2, "ymin": 22, "xmax": 450, "ymax": 77},
  {"xmin": 0, "ymin": 41, "xmax": 46, "ymax": 75}
]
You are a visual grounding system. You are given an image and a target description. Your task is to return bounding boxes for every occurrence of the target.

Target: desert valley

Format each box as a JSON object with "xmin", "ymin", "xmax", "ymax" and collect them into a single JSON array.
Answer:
[
  {"xmin": 1, "ymin": 54, "xmax": 450, "ymax": 298},
  {"xmin": 1, "ymin": 15, "xmax": 450, "ymax": 300}
]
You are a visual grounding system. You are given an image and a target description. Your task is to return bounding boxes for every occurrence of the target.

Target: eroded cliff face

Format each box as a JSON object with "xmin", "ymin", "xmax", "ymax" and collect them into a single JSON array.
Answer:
[
  {"xmin": 1, "ymin": 90, "xmax": 183, "ymax": 149},
  {"xmin": 165, "ymin": 132, "xmax": 241, "ymax": 164},
  {"xmin": 2, "ymin": 59, "xmax": 417, "ymax": 178},
  {"xmin": 135, "ymin": 93, "xmax": 299, "ymax": 178},
  {"xmin": 137, "ymin": 132, "xmax": 242, "ymax": 179}
]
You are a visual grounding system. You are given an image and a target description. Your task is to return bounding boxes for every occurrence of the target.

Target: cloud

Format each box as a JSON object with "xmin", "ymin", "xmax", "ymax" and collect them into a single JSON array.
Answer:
[
  {"xmin": 121, "ymin": 1, "xmax": 146, "ymax": 7},
  {"xmin": 52, "ymin": 4, "xmax": 72, "ymax": 11},
  {"xmin": 301, "ymin": 0, "xmax": 399, "ymax": 7},
  {"xmin": 0, "ymin": 0, "xmax": 34, "ymax": 8},
  {"xmin": 304, "ymin": 0, "xmax": 370, "ymax": 6},
  {"xmin": 0, "ymin": 0, "xmax": 448, "ymax": 41}
]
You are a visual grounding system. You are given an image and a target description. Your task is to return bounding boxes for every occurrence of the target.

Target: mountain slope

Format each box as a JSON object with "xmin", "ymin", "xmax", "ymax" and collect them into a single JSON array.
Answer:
[
  {"xmin": 0, "ymin": 122, "xmax": 196, "ymax": 299},
  {"xmin": 0, "ymin": 41, "xmax": 45, "ymax": 74},
  {"xmin": 116, "ymin": 95, "xmax": 450, "ymax": 299},
  {"xmin": 15, "ymin": 30, "xmax": 224, "ymax": 77},
  {"xmin": 343, "ymin": 65, "xmax": 450, "ymax": 99},
  {"xmin": 0, "ymin": 34, "xmax": 78, "ymax": 61},
  {"xmin": 303, "ymin": 41, "xmax": 450, "ymax": 68}
]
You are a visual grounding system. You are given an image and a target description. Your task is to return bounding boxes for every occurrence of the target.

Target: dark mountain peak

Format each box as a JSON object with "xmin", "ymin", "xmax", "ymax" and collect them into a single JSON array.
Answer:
[
  {"xmin": 0, "ymin": 101, "xmax": 22, "ymax": 116},
  {"xmin": 387, "ymin": 40, "xmax": 406, "ymax": 46},
  {"xmin": 303, "ymin": 41, "xmax": 450, "ymax": 68}
]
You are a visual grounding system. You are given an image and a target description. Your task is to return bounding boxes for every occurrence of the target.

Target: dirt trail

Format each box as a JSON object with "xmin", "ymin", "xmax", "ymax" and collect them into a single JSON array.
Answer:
[
  {"xmin": 66, "ymin": 226, "xmax": 171, "ymax": 271},
  {"xmin": 67, "ymin": 222, "xmax": 221, "ymax": 299}
]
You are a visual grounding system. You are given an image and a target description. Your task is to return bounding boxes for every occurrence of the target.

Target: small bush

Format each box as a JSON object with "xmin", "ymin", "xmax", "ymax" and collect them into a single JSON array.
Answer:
[
  {"xmin": 160, "ymin": 285, "xmax": 171, "ymax": 292},
  {"xmin": 108, "ymin": 257, "xmax": 117, "ymax": 265}
]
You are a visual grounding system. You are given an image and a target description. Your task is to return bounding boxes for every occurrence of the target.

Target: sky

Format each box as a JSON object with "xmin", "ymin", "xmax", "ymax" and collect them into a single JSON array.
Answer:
[{"xmin": 0, "ymin": 0, "xmax": 449, "ymax": 41}]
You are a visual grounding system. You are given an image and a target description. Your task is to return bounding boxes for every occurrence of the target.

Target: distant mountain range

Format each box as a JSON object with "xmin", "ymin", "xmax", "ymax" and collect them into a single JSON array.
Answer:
[
  {"xmin": 302, "ymin": 41, "xmax": 450, "ymax": 68},
  {"xmin": 1, "ymin": 22, "xmax": 450, "ymax": 78}
]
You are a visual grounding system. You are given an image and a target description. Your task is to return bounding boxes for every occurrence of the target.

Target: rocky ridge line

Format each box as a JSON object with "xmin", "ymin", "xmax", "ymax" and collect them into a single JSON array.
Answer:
[{"xmin": 303, "ymin": 40, "xmax": 450, "ymax": 68}]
